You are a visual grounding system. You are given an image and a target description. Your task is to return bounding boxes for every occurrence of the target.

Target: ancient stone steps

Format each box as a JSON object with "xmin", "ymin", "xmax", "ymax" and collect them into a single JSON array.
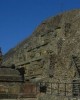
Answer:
[
  {"xmin": 0, "ymin": 98, "xmax": 37, "ymax": 100},
  {"xmin": 72, "ymin": 56, "xmax": 80, "ymax": 75}
]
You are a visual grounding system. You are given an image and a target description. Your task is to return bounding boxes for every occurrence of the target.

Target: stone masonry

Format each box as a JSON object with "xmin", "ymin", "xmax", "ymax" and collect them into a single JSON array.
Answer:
[{"xmin": 3, "ymin": 9, "xmax": 80, "ymax": 100}]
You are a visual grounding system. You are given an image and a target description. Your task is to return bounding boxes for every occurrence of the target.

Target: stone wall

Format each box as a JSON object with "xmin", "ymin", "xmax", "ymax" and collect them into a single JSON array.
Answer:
[{"xmin": 3, "ymin": 9, "xmax": 80, "ymax": 99}]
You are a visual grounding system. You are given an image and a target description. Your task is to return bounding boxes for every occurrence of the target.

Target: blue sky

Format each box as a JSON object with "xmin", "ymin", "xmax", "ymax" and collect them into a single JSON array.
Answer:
[{"xmin": 0, "ymin": 0, "xmax": 80, "ymax": 54}]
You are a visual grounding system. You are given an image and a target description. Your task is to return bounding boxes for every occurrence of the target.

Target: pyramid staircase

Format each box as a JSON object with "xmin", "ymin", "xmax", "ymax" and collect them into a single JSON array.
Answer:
[
  {"xmin": 72, "ymin": 55, "xmax": 80, "ymax": 97},
  {"xmin": 72, "ymin": 55, "xmax": 80, "ymax": 77}
]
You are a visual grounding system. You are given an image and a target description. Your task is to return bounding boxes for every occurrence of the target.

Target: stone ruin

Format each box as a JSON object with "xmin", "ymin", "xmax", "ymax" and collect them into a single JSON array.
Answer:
[{"xmin": 2, "ymin": 9, "xmax": 80, "ymax": 100}]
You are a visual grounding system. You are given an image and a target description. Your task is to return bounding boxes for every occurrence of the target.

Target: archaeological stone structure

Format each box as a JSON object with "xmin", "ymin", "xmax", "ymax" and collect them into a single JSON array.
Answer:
[{"xmin": 2, "ymin": 9, "xmax": 80, "ymax": 100}]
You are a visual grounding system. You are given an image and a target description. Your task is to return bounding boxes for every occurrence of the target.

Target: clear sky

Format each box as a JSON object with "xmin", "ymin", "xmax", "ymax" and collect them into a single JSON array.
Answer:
[{"xmin": 0, "ymin": 0, "xmax": 80, "ymax": 54}]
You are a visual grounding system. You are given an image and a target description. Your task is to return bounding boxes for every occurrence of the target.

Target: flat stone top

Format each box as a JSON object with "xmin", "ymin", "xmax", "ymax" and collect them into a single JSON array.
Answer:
[
  {"xmin": 0, "ymin": 67, "xmax": 20, "ymax": 75},
  {"xmin": 0, "ymin": 67, "xmax": 23, "ymax": 82}
]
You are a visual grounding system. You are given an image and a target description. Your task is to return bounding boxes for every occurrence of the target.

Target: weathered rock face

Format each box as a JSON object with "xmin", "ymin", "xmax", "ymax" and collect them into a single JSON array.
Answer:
[{"xmin": 3, "ymin": 9, "xmax": 80, "ymax": 99}]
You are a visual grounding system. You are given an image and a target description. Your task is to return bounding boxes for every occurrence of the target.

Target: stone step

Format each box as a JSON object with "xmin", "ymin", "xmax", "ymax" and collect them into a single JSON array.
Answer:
[{"xmin": 0, "ymin": 99, "xmax": 37, "ymax": 100}]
